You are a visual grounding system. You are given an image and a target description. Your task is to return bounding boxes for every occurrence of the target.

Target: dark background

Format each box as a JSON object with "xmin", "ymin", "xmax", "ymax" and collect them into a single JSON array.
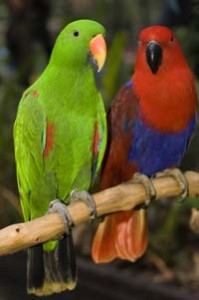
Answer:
[{"xmin": 0, "ymin": 0, "xmax": 199, "ymax": 299}]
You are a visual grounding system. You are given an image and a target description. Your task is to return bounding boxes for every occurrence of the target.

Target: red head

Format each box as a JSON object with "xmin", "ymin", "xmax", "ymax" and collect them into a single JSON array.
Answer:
[
  {"xmin": 135, "ymin": 26, "xmax": 188, "ymax": 75},
  {"xmin": 133, "ymin": 26, "xmax": 197, "ymax": 132}
]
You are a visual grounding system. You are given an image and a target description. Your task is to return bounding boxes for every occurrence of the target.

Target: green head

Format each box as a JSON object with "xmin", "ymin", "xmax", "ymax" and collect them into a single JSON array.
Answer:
[{"xmin": 50, "ymin": 19, "xmax": 107, "ymax": 72}]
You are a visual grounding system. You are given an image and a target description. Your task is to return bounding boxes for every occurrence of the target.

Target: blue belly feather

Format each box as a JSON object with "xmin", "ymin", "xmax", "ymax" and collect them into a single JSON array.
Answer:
[{"xmin": 129, "ymin": 115, "xmax": 196, "ymax": 176}]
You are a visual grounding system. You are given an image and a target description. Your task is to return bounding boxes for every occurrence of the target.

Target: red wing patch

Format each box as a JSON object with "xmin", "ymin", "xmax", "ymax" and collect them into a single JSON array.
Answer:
[
  {"xmin": 24, "ymin": 90, "xmax": 39, "ymax": 98},
  {"xmin": 43, "ymin": 122, "xmax": 54, "ymax": 157},
  {"xmin": 32, "ymin": 90, "xmax": 39, "ymax": 97},
  {"xmin": 92, "ymin": 122, "xmax": 100, "ymax": 155}
]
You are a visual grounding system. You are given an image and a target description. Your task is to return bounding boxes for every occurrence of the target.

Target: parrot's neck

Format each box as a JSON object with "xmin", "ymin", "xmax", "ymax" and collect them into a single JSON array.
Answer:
[
  {"xmin": 43, "ymin": 62, "xmax": 94, "ymax": 86},
  {"xmin": 34, "ymin": 63, "xmax": 97, "ymax": 107}
]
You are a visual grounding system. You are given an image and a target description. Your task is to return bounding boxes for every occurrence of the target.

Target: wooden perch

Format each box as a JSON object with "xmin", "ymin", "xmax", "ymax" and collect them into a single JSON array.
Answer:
[
  {"xmin": 190, "ymin": 208, "xmax": 199, "ymax": 235},
  {"xmin": 0, "ymin": 171, "xmax": 199, "ymax": 256}
]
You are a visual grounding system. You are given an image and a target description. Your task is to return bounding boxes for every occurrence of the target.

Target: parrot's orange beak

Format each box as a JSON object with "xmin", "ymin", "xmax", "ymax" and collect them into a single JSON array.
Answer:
[{"xmin": 89, "ymin": 34, "xmax": 107, "ymax": 72}]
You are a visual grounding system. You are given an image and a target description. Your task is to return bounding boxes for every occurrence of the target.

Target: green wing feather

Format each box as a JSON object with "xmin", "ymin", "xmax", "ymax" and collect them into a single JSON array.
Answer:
[
  {"xmin": 90, "ymin": 93, "xmax": 107, "ymax": 184},
  {"xmin": 14, "ymin": 91, "xmax": 48, "ymax": 221}
]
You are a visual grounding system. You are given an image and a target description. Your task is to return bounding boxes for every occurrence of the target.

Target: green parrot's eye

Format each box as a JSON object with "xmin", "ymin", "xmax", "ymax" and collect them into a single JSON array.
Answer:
[{"xmin": 73, "ymin": 30, "xmax": 79, "ymax": 37}]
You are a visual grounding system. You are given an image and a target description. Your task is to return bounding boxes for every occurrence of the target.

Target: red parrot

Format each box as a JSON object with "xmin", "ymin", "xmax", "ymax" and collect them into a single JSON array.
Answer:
[{"xmin": 92, "ymin": 26, "xmax": 197, "ymax": 263}]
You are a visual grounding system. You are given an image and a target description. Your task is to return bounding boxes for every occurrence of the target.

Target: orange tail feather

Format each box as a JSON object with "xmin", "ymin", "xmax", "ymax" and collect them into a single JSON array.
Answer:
[{"xmin": 92, "ymin": 209, "xmax": 148, "ymax": 263}]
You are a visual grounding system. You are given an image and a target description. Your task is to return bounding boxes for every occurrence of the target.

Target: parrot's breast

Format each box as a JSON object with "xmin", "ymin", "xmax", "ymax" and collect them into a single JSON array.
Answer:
[{"xmin": 129, "ymin": 115, "xmax": 196, "ymax": 176}]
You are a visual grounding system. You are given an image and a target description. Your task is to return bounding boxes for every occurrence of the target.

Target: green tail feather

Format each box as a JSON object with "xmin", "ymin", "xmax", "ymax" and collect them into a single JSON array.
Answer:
[{"xmin": 27, "ymin": 234, "xmax": 77, "ymax": 296}]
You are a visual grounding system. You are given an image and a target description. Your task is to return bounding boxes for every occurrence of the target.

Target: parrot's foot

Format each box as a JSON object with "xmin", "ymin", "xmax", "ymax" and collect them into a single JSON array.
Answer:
[
  {"xmin": 70, "ymin": 190, "xmax": 97, "ymax": 222},
  {"xmin": 48, "ymin": 199, "xmax": 73, "ymax": 234},
  {"xmin": 156, "ymin": 168, "xmax": 188, "ymax": 201},
  {"xmin": 132, "ymin": 172, "xmax": 156, "ymax": 208}
]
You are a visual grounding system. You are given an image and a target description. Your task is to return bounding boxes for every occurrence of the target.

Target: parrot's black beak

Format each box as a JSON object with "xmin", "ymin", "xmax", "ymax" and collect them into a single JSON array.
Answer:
[{"xmin": 146, "ymin": 41, "xmax": 162, "ymax": 74}]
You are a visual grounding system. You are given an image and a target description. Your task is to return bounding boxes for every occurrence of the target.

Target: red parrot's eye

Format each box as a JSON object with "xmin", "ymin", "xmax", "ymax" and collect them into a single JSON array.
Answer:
[
  {"xmin": 170, "ymin": 36, "xmax": 174, "ymax": 44},
  {"xmin": 73, "ymin": 31, "xmax": 79, "ymax": 37}
]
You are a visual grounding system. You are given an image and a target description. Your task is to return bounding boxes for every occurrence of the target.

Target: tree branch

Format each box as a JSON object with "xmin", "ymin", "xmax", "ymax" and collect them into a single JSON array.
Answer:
[
  {"xmin": 0, "ymin": 171, "xmax": 199, "ymax": 256},
  {"xmin": 190, "ymin": 208, "xmax": 199, "ymax": 234}
]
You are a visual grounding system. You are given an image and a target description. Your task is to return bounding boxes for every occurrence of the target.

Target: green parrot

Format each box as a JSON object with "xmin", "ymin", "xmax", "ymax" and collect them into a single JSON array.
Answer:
[{"xmin": 14, "ymin": 19, "xmax": 107, "ymax": 296}]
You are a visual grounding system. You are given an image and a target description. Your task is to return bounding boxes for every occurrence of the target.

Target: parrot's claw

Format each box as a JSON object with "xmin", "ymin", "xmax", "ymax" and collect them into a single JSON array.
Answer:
[
  {"xmin": 132, "ymin": 172, "xmax": 156, "ymax": 208},
  {"xmin": 156, "ymin": 168, "xmax": 188, "ymax": 202},
  {"xmin": 70, "ymin": 190, "xmax": 97, "ymax": 222},
  {"xmin": 48, "ymin": 199, "xmax": 73, "ymax": 234}
]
